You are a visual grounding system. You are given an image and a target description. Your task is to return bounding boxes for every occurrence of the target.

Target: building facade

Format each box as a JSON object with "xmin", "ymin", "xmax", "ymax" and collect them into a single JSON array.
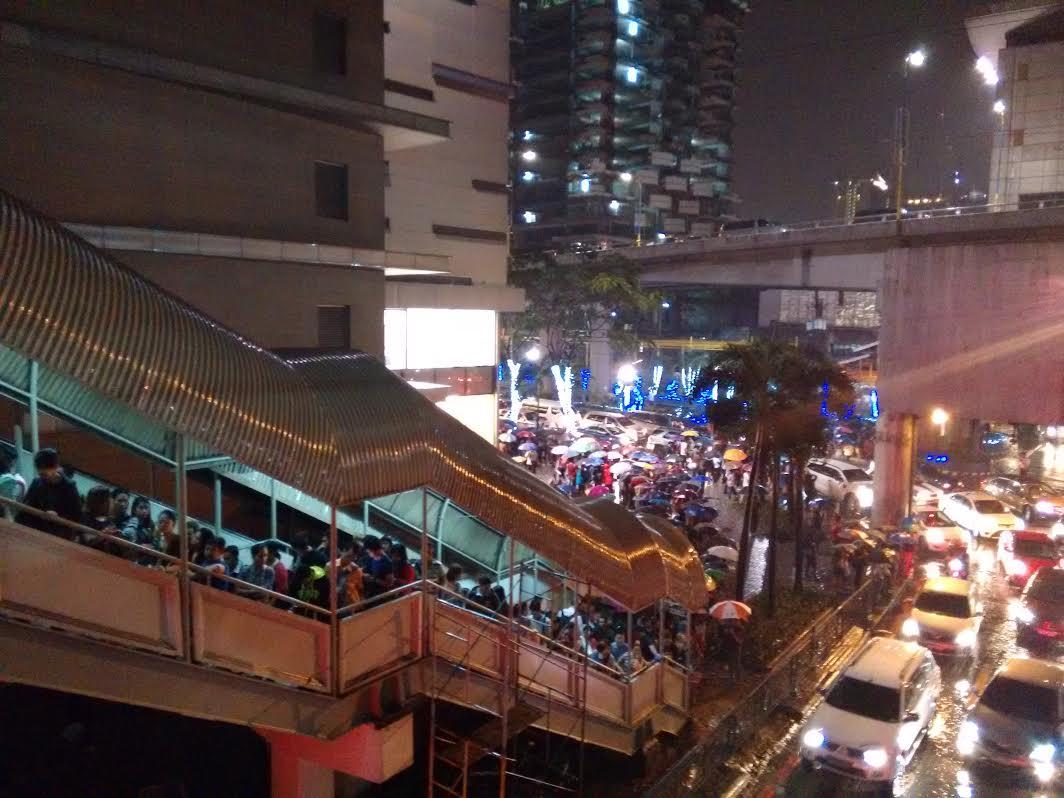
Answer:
[
  {"xmin": 382, "ymin": 0, "xmax": 523, "ymax": 442},
  {"xmin": 511, "ymin": 0, "xmax": 749, "ymax": 253},
  {"xmin": 967, "ymin": 2, "xmax": 1064, "ymax": 208},
  {"xmin": 0, "ymin": 0, "xmax": 515, "ymax": 442}
]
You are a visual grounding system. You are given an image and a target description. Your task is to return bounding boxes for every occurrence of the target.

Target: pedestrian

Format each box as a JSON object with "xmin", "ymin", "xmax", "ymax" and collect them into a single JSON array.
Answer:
[
  {"xmin": 266, "ymin": 540, "xmax": 289, "ymax": 595},
  {"xmin": 719, "ymin": 620, "xmax": 744, "ymax": 682},
  {"xmin": 390, "ymin": 545, "xmax": 417, "ymax": 586},
  {"xmin": 122, "ymin": 496, "xmax": 158, "ymax": 563},
  {"xmin": 0, "ymin": 450, "xmax": 25, "ymax": 518},
  {"xmin": 363, "ymin": 536, "xmax": 395, "ymax": 597},
  {"xmin": 18, "ymin": 448, "xmax": 82, "ymax": 540},
  {"xmin": 81, "ymin": 484, "xmax": 122, "ymax": 555},
  {"xmin": 202, "ymin": 536, "xmax": 230, "ymax": 590},
  {"xmin": 724, "ymin": 468, "xmax": 736, "ymax": 498},
  {"xmin": 237, "ymin": 543, "xmax": 275, "ymax": 597},
  {"xmin": 111, "ymin": 488, "xmax": 132, "ymax": 529}
]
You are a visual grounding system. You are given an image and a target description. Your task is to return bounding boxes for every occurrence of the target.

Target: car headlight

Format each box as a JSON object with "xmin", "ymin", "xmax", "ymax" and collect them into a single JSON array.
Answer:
[
  {"xmin": 862, "ymin": 747, "xmax": 889, "ymax": 769},
  {"xmin": 1037, "ymin": 500, "xmax": 1056, "ymax": 515},
  {"xmin": 958, "ymin": 721, "xmax": 979, "ymax": 755},
  {"xmin": 955, "ymin": 628, "xmax": 976, "ymax": 647},
  {"xmin": 855, "ymin": 485, "xmax": 874, "ymax": 507},
  {"xmin": 901, "ymin": 618, "xmax": 920, "ymax": 638},
  {"xmin": 927, "ymin": 529, "xmax": 945, "ymax": 545},
  {"xmin": 1031, "ymin": 743, "xmax": 1056, "ymax": 764},
  {"xmin": 1033, "ymin": 762, "xmax": 1055, "ymax": 783},
  {"xmin": 803, "ymin": 728, "xmax": 825, "ymax": 749},
  {"xmin": 1007, "ymin": 559, "xmax": 1029, "ymax": 577}
]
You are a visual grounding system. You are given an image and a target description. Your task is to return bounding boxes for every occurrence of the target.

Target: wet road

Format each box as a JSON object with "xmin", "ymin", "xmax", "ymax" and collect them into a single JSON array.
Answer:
[{"xmin": 766, "ymin": 541, "xmax": 1063, "ymax": 798}]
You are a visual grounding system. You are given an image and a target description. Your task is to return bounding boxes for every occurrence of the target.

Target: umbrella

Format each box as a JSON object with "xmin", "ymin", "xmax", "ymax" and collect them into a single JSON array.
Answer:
[
  {"xmin": 498, "ymin": 433, "xmax": 516, "ymax": 443},
  {"xmin": 631, "ymin": 451, "xmax": 660, "ymax": 463},
  {"xmin": 591, "ymin": 450, "xmax": 609, "ymax": 459},
  {"xmin": 511, "ymin": 455, "xmax": 526, "ymax": 463},
  {"xmin": 587, "ymin": 485, "xmax": 611, "ymax": 497},
  {"xmin": 569, "ymin": 437, "xmax": 599, "ymax": 453},
  {"xmin": 723, "ymin": 448, "xmax": 747, "ymax": 462},
  {"xmin": 606, "ymin": 451, "xmax": 623, "ymax": 460},
  {"xmin": 631, "ymin": 460, "xmax": 657, "ymax": 470},
  {"xmin": 610, "ymin": 461, "xmax": 633, "ymax": 477},
  {"xmin": 518, "ymin": 441, "xmax": 537, "ymax": 451},
  {"xmin": 585, "ymin": 457, "xmax": 605, "ymax": 467},
  {"xmin": 499, "ymin": 419, "xmax": 517, "ymax": 430},
  {"xmin": 682, "ymin": 430, "xmax": 700, "ymax": 437},
  {"xmin": 628, "ymin": 474, "xmax": 650, "ymax": 486},
  {"xmin": 665, "ymin": 455, "xmax": 680, "ymax": 464},
  {"xmin": 709, "ymin": 600, "xmax": 753, "ymax": 621},
  {"xmin": 705, "ymin": 545, "xmax": 739, "ymax": 562},
  {"xmin": 551, "ymin": 445, "xmax": 569, "ymax": 455}
]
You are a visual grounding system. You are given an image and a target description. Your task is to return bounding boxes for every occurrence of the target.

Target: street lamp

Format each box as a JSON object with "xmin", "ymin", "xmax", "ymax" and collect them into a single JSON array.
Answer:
[
  {"xmin": 931, "ymin": 407, "xmax": 949, "ymax": 437},
  {"xmin": 993, "ymin": 99, "xmax": 1006, "ymax": 115},
  {"xmin": 524, "ymin": 345, "xmax": 542, "ymax": 363},
  {"xmin": 895, "ymin": 48, "xmax": 928, "ymax": 220}
]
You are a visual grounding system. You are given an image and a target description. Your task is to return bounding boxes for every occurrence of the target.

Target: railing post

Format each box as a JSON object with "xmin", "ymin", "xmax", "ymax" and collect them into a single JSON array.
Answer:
[
  {"xmin": 212, "ymin": 471, "xmax": 222, "ymax": 534},
  {"xmin": 27, "ymin": 360, "xmax": 39, "ymax": 453},
  {"xmin": 329, "ymin": 505, "xmax": 339, "ymax": 696},
  {"xmin": 421, "ymin": 488, "xmax": 433, "ymax": 657},
  {"xmin": 175, "ymin": 433, "xmax": 192, "ymax": 663}
]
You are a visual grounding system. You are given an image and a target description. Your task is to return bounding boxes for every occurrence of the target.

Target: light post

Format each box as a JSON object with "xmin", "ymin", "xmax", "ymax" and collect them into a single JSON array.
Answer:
[
  {"xmin": 895, "ymin": 48, "xmax": 927, "ymax": 221},
  {"xmin": 620, "ymin": 171, "xmax": 644, "ymax": 246},
  {"xmin": 931, "ymin": 407, "xmax": 949, "ymax": 437}
]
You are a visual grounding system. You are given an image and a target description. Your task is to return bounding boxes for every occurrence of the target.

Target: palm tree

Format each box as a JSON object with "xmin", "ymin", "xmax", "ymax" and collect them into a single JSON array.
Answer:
[{"xmin": 697, "ymin": 340, "xmax": 853, "ymax": 608}]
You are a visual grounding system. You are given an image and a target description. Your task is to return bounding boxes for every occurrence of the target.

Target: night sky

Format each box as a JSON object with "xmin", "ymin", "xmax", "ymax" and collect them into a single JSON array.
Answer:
[{"xmin": 733, "ymin": 0, "xmax": 996, "ymax": 221}]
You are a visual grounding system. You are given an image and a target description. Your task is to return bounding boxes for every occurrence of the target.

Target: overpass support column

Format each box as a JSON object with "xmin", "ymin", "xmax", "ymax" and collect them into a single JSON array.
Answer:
[
  {"xmin": 269, "ymin": 744, "xmax": 333, "ymax": 798},
  {"xmin": 872, "ymin": 412, "xmax": 915, "ymax": 526}
]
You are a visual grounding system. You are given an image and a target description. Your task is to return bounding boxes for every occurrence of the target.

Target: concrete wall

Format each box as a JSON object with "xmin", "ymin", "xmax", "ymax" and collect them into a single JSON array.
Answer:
[
  {"xmin": 117, "ymin": 252, "xmax": 385, "ymax": 356},
  {"xmin": 0, "ymin": 47, "xmax": 386, "ymax": 249},
  {"xmin": 878, "ymin": 240, "xmax": 1064, "ymax": 426},
  {"xmin": 1, "ymin": 0, "xmax": 384, "ymax": 105}
]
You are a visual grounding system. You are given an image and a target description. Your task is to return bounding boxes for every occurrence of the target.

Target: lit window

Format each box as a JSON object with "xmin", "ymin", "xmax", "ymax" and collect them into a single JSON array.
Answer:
[
  {"xmin": 580, "ymin": 178, "xmax": 591, "ymax": 193},
  {"xmin": 626, "ymin": 66, "xmax": 638, "ymax": 84},
  {"xmin": 522, "ymin": 210, "xmax": 537, "ymax": 223},
  {"xmin": 617, "ymin": 0, "xmax": 630, "ymax": 13},
  {"xmin": 521, "ymin": 150, "xmax": 537, "ymax": 162},
  {"xmin": 628, "ymin": 20, "xmax": 638, "ymax": 36},
  {"xmin": 522, "ymin": 171, "xmax": 536, "ymax": 182}
]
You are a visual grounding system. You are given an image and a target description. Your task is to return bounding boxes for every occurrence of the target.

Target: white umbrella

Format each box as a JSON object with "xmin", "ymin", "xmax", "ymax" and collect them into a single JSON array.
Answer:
[
  {"xmin": 550, "ymin": 445, "xmax": 569, "ymax": 455},
  {"xmin": 606, "ymin": 451, "xmax": 623, "ymax": 460},
  {"xmin": 705, "ymin": 545, "xmax": 739, "ymax": 562},
  {"xmin": 591, "ymin": 450, "xmax": 608, "ymax": 458},
  {"xmin": 610, "ymin": 461, "xmax": 633, "ymax": 477},
  {"xmin": 498, "ymin": 433, "xmax": 516, "ymax": 443}
]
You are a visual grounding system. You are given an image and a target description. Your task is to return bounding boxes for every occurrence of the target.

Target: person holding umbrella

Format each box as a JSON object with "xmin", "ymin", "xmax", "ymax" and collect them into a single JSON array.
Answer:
[{"xmin": 709, "ymin": 600, "xmax": 751, "ymax": 681}]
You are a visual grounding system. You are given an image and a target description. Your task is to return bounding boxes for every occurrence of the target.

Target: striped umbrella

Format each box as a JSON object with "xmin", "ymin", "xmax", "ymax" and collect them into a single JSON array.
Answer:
[{"xmin": 708, "ymin": 600, "xmax": 752, "ymax": 622}]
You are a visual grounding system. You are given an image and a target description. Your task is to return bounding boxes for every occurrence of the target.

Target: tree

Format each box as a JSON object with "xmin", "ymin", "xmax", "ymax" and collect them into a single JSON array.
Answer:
[
  {"xmin": 504, "ymin": 253, "xmax": 658, "ymax": 385},
  {"xmin": 695, "ymin": 340, "xmax": 853, "ymax": 609}
]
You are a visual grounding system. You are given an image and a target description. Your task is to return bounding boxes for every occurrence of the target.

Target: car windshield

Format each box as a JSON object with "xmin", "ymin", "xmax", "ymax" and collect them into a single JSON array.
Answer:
[
  {"xmin": 843, "ymin": 469, "xmax": 871, "ymax": 482},
  {"xmin": 826, "ymin": 677, "xmax": 900, "ymax": 722},
  {"xmin": 1015, "ymin": 540, "xmax": 1058, "ymax": 560},
  {"xmin": 974, "ymin": 500, "xmax": 1007, "ymax": 514},
  {"xmin": 915, "ymin": 591, "xmax": 971, "ymax": 618},
  {"xmin": 981, "ymin": 676, "xmax": 1059, "ymax": 724},
  {"xmin": 1029, "ymin": 571, "xmax": 1064, "ymax": 603}
]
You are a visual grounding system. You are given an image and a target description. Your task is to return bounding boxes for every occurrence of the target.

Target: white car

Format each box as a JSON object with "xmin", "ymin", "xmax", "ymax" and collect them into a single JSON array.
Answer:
[
  {"xmin": 806, "ymin": 458, "xmax": 874, "ymax": 515},
  {"xmin": 581, "ymin": 410, "xmax": 647, "ymax": 440},
  {"xmin": 913, "ymin": 511, "xmax": 970, "ymax": 555},
  {"xmin": 940, "ymin": 491, "xmax": 1022, "ymax": 540},
  {"xmin": 912, "ymin": 480, "xmax": 944, "ymax": 511},
  {"xmin": 800, "ymin": 637, "xmax": 941, "ymax": 789},
  {"xmin": 902, "ymin": 576, "xmax": 981, "ymax": 655},
  {"xmin": 575, "ymin": 422, "xmax": 634, "ymax": 444},
  {"xmin": 646, "ymin": 427, "xmax": 677, "ymax": 450}
]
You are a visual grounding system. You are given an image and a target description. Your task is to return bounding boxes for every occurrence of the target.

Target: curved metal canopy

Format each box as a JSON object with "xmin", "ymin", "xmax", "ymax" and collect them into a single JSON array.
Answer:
[{"xmin": 0, "ymin": 190, "xmax": 705, "ymax": 610}]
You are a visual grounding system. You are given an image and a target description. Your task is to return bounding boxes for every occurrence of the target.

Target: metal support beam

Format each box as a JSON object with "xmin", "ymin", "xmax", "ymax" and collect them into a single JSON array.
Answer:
[
  {"xmin": 329, "ymin": 505, "xmax": 339, "ymax": 696},
  {"xmin": 213, "ymin": 472, "xmax": 223, "ymax": 534},
  {"xmin": 175, "ymin": 433, "xmax": 192, "ymax": 663},
  {"xmin": 27, "ymin": 360, "xmax": 39, "ymax": 453},
  {"xmin": 269, "ymin": 477, "xmax": 278, "ymax": 538}
]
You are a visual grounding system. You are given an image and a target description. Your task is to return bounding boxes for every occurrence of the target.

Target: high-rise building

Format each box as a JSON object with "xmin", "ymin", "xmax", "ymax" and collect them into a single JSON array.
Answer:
[
  {"xmin": 511, "ymin": 0, "xmax": 749, "ymax": 253},
  {"xmin": 0, "ymin": 0, "xmax": 516, "ymax": 442},
  {"xmin": 967, "ymin": 1, "xmax": 1064, "ymax": 208}
]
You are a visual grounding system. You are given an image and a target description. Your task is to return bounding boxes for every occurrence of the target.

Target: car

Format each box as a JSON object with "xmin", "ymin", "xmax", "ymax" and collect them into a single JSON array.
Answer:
[
  {"xmin": 1011, "ymin": 566, "xmax": 1064, "ymax": 645},
  {"xmin": 981, "ymin": 477, "xmax": 1064, "ymax": 524},
  {"xmin": 581, "ymin": 410, "xmax": 647, "ymax": 440},
  {"xmin": 997, "ymin": 530, "xmax": 1060, "ymax": 588},
  {"xmin": 940, "ymin": 491, "xmax": 1021, "ymax": 540},
  {"xmin": 800, "ymin": 637, "xmax": 941, "ymax": 791},
  {"xmin": 902, "ymin": 576, "xmax": 981, "ymax": 655},
  {"xmin": 806, "ymin": 458, "xmax": 874, "ymax": 516},
  {"xmin": 645, "ymin": 427, "xmax": 678, "ymax": 450},
  {"xmin": 913, "ymin": 511, "xmax": 969, "ymax": 555},
  {"xmin": 911, "ymin": 480, "xmax": 944, "ymax": 511},
  {"xmin": 574, "ymin": 423, "xmax": 631, "ymax": 445},
  {"xmin": 957, "ymin": 657, "xmax": 1064, "ymax": 786}
]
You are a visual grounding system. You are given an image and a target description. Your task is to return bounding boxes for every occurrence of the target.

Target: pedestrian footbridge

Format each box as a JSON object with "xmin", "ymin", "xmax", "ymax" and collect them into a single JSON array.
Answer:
[{"xmin": 0, "ymin": 190, "xmax": 703, "ymax": 796}]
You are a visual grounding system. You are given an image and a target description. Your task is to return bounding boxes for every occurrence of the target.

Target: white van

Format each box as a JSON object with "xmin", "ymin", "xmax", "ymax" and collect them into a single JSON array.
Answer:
[
  {"xmin": 581, "ymin": 409, "xmax": 648, "ymax": 440},
  {"xmin": 519, "ymin": 399, "xmax": 576, "ymax": 430}
]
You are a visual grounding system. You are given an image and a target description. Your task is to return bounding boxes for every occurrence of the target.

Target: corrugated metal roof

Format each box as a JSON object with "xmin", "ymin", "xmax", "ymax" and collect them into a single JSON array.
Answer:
[{"xmin": 0, "ymin": 190, "xmax": 705, "ymax": 610}]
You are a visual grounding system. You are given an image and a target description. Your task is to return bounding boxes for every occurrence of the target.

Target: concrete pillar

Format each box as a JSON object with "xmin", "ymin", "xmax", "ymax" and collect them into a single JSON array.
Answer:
[
  {"xmin": 270, "ymin": 745, "xmax": 333, "ymax": 798},
  {"xmin": 872, "ymin": 412, "xmax": 915, "ymax": 526}
]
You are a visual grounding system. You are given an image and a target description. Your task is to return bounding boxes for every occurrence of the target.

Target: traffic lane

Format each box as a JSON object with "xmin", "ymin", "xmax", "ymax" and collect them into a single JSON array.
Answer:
[{"xmin": 767, "ymin": 542, "xmax": 1061, "ymax": 798}]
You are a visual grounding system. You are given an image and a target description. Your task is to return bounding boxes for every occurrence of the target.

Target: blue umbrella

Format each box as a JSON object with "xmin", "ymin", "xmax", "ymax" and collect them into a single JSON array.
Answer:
[
  {"xmin": 585, "ymin": 457, "xmax": 605, "ymax": 467},
  {"xmin": 631, "ymin": 451, "xmax": 660, "ymax": 463}
]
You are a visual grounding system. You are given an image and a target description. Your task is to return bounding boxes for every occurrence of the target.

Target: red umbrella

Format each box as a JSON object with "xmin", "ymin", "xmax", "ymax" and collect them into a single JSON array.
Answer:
[
  {"xmin": 586, "ymin": 484, "xmax": 611, "ymax": 497},
  {"xmin": 708, "ymin": 600, "xmax": 752, "ymax": 621},
  {"xmin": 516, "ymin": 430, "xmax": 537, "ymax": 439}
]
